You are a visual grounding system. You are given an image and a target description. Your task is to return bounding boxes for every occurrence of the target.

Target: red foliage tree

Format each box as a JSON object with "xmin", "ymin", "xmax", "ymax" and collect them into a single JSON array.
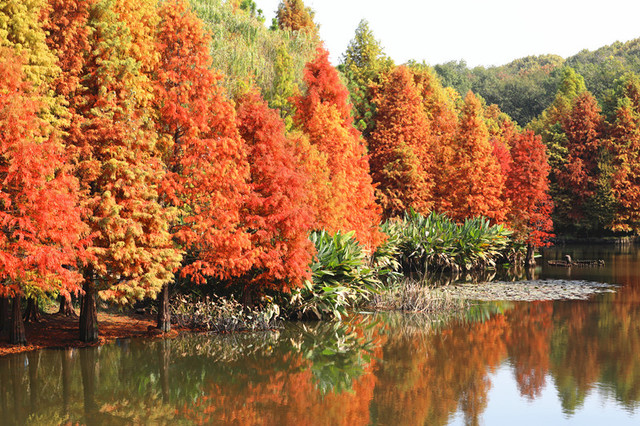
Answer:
[
  {"xmin": 368, "ymin": 65, "xmax": 433, "ymax": 218},
  {"xmin": 504, "ymin": 130, "xmax": 554, "ymax": 261},
  {"xmin": 608, "ymin": 78, "xmax": 640, "ymax": 233},
  {"xmin": 236, "ymin": 89, "xmax": 315, "ymax": 295},
  {"xmin": 293, "ymin": 47, "xmax": 383, "ymax": 248},
  {"xmin": 0, "ymin": 49, "xmax": 86, "ymax": 344},
  {"xmin": 446, "ymin": 92, "xmax": 505, "ymax": 223},
  {"xmin": 153, "ymin": 0, "xmax": 253, "ymax": 327},
  {"xmin": 556, "ymin": 92, "xmax": 604, "ymax": 224}
]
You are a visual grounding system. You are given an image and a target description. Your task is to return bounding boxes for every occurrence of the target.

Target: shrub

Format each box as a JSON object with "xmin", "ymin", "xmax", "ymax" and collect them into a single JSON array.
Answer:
[
  {"xmin": 171, "ymin": 294, "xmax": 281, "ymax": 332},
  {"xmin": 379, "ymin": 210, "xmax": 514, "ymax": 278},
  {"xmin": 285, "ymin": 230, "xmax": 382, "ymax": 320}
]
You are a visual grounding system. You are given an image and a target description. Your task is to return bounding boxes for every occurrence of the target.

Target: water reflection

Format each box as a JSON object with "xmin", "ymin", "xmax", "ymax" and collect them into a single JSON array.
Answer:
[{"xmin": 1, "ymin": 245, "xmax": 640, "ymax": 425}]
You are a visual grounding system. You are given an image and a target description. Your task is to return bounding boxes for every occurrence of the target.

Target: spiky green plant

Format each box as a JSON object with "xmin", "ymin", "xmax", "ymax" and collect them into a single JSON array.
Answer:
[
  {"xmin": 287, "ymin": 230, "xmax": 382, "ymax": 320},
  {"xmin": 379, "ymin": 210, "xmax": 515, "ymax": 278}
]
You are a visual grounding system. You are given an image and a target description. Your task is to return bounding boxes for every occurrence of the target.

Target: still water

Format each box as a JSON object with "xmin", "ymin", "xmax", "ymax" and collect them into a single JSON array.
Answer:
[{"xmin": 1, "ymin": 245, "xmax": 639, "ymax": 425}]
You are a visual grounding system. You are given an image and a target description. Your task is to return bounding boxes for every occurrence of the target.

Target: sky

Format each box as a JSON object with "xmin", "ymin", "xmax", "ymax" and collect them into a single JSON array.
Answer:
[{"xmin": 257, "ymin": 0, "xmax": 640, "ymax": 67}]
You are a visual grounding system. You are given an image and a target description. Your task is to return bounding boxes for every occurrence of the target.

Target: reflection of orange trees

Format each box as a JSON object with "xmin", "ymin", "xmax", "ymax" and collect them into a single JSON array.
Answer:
[
  {"xmin": 504, "ymin": 302, "xmax": 553, "ymax": 399},
  {"xmin": 179, "ymin": 351, "xmax": 376, "ymax": 425},
  {"xmin": 372, "ymin": 314, "xmax": 508, "ymax": 426}
]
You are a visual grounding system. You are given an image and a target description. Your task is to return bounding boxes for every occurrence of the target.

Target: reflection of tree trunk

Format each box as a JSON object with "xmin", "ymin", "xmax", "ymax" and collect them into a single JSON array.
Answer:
[
  {"xmin": 79, "ymin": 270, "xmax": 98, "ymax": 343},
  {"xmin": 27, "ymin": 352, "xmax": 40, "ymax": 410},
  {"xmin": 23, "ymin": 297, "xmax": 41, "ymax": 323},
  {"xmin": 159, "ymin": 339, "xmax": 171, "ymax": 403},
  {"xmin": 61, "ymin": 348, "xmax": 73, "ymax": 414},
  {"xmin": 156, "ymin": 283, "xmax": 171, "ymax": 332},
  {"xmin": 10, "ymin": 295, "xmax": 26, "ymax": 345},
  {"xmin": 525, "ymin": 243, "xmax": 536, "ymax": 267},
  {"xmin": 80, "ymin": 347, "xmax": 98, "ymax": 421},
  {"xmin": 0, "ymin": 296, "xmax": 9, "ymax": 335},
  {"xmin": 0, "ymin": 356, "xmax": 10, "ymax": 417},
  {"xmin": 58, "ymin": 294, "xmax": 77, "ymax": 317},
  {"xmin": 11, "ymin": 354, "xmax": 26, "ymax": 425}
]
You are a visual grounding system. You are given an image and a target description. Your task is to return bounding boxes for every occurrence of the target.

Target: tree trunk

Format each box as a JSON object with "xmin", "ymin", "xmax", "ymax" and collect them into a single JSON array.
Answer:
[
  {"xmin": 156, "ymin": 283, "xmax": 171, "ymax": 333},
  {"xmin": 58, "ymin": 293, "xmax": 77, "ymax": 317},
  {"xmin": 79, "ymin": 274, "xmax": 98, "ymax": 343},
  {"xmin": 10, "ymin": 295, "xmax": 26, "ymax": 345},
  {"xmin": 0, "ymin": 296, "xmax": 9, "ymax": 335},
  {"xmin": 23, "ymin": 297, "xmax": 40, "ymax": 323},
  {"xmin": 242, "ymin": 284, "xmax": 254, "ymax": 308},
  {"xmin": 524, "ymin": 243, "xmax": 536, "ymax": 268}
]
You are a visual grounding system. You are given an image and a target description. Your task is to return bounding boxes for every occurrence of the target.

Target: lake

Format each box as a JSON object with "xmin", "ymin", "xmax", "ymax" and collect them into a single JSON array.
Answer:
[{"xmin": 1, "ymin": 244, "xmax": 639, "ymax": 425}]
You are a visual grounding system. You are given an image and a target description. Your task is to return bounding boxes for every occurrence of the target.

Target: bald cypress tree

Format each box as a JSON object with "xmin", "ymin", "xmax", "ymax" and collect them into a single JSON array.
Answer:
[
  {"xmin": 293, "ymin": 47, "xmax": 383, "ymax": 248},
  {"xmin": 369, "ymin": 66, "xmax": 433, "ymax": 218}
]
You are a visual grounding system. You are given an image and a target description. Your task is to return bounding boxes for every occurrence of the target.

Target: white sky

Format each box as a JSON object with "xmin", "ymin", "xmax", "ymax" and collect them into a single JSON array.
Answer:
[{"xmin": 257, "ymin": 0, "xmax": 640, "ymax": 67}]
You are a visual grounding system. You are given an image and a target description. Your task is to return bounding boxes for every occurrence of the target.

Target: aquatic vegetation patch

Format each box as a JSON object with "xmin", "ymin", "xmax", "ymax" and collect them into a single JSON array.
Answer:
[{"xmin": 435, "ymin": 279, "xmax": 618, "ymax": 301}]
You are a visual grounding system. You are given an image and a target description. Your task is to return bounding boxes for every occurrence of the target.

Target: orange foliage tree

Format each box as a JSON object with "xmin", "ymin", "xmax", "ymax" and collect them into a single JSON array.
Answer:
[
  {"xmin": 504, "ymin": 130, "xmax": 554, "ymax": 260},
  {"xmin": 293, "ymin": 47, "xmax": 383, "ymax": 248},
  {"xmin": 368, "ymin": 65, "xmax": 434, "ymax": 218},
  {"xmin": 446, "ymin": 92, "xmax": 505, "ymax": 223},
  {"xmin": 47, "ymin": 0, "xmax": 182, "ymax": 342},
  {"xmin": 608, "ymin": 75, "xmax": 640, "ymax": 233},
  {"xmin": 556, "ymin": 92, "xmax": 606, "ymax": 231},
  {"xmin": 0, "ymin": 49, "xmax": 86, "ymax": 344},
  {"xmin": 275, "ymin": 0, "xmax": 316, "ymax": 34},
  {"xmin": 153, "ymin": 0, "xmax": 253, "ymax": 329},
  {"xmin": 411, "ymin": 65, "xmax": 459, "ymax": 214},
  {"xmin": 236, "ymin": 89, "xmax": 315, "ymax": 296}
]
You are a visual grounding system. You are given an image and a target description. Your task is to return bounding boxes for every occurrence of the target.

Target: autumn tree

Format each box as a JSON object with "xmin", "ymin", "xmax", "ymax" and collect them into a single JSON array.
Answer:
[
  {"xmin": 555, "ymin": 92, "xmax": 610, "ymax": 233},
  {"xmin": 504, "ymin": 131, "xmax": 554, "ymax": 263},
  {"xmin": 275, "ymin": 0, "xmax": 316, "ymax": 34},
  {"xmin": 153, "ymin": 0, "xmax": 252, "ymax": 330},
  {"xmin": 368, "ymin": 65, "xmax": 433, "ymax": 218},
  {"xmin": 530, "ymin": 67, "xmax": 587, "ymax": 171},
  {"xmin": 0, "ymin": 0, "xmax": 60, "ymax": 99},
  {"xmin": 608, "ymin": 74, "xmax": 640, "ymax": 233},
  {"xmin": 47, "ymin": 0, "xmax": 182, "ymax": 342},
  {"xmin": 293, "ymin": 47, "xmax": 383, "ymax": 248},
  {"xmin": 0, "ymin": 49, "xmax": 86, "ymax": 344},
  {"xmin": 342, "ymin": 19, "xmax": 394, "ymax": 137},
  {"xmin": 445, "ymin": 92, "xmax": 505, "ymax": 222},
  {"xmin": 236, "ymin": 89, "xmax": 315, "ymax": 297},
  {"xmin": 410, "ymin": 64, "xmax": 460, "ymax": 214}
]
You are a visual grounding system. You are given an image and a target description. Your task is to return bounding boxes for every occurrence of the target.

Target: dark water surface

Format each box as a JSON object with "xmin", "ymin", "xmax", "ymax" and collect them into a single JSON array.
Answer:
[{"xmin": 1, "ymin": 245, "xmax": 639, "ymax": 425}]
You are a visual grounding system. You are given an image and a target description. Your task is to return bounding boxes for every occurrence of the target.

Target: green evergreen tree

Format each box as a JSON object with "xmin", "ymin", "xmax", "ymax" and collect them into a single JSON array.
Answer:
[{"xmin": 342, "ymin": 19, "xmax": 393, "ymax": 137}]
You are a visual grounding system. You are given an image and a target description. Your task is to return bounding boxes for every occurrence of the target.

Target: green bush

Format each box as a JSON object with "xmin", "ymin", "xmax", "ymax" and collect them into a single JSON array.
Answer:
[
  {"xmin": 379, "ymin": 210, "xmax": 514, "ymax": 278},
  {"xmin": 286, "ymin": 230, "xmax": 382, "ymax": 320}
]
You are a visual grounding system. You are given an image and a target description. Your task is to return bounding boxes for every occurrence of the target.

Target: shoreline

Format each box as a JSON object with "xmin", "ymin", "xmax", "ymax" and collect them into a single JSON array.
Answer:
[
  {"xmin": 0, "ymin": 311, "xmax": 181, "ymax": 358},
  {"xmin": 1, "ymin": 278, "xmax": 619, "ymax": 357}
]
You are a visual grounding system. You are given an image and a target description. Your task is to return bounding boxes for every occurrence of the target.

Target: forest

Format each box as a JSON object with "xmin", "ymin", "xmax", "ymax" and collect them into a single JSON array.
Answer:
[{"xmin": 0, "ymin": 0, "xmax": 639, "ymax": 346}]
